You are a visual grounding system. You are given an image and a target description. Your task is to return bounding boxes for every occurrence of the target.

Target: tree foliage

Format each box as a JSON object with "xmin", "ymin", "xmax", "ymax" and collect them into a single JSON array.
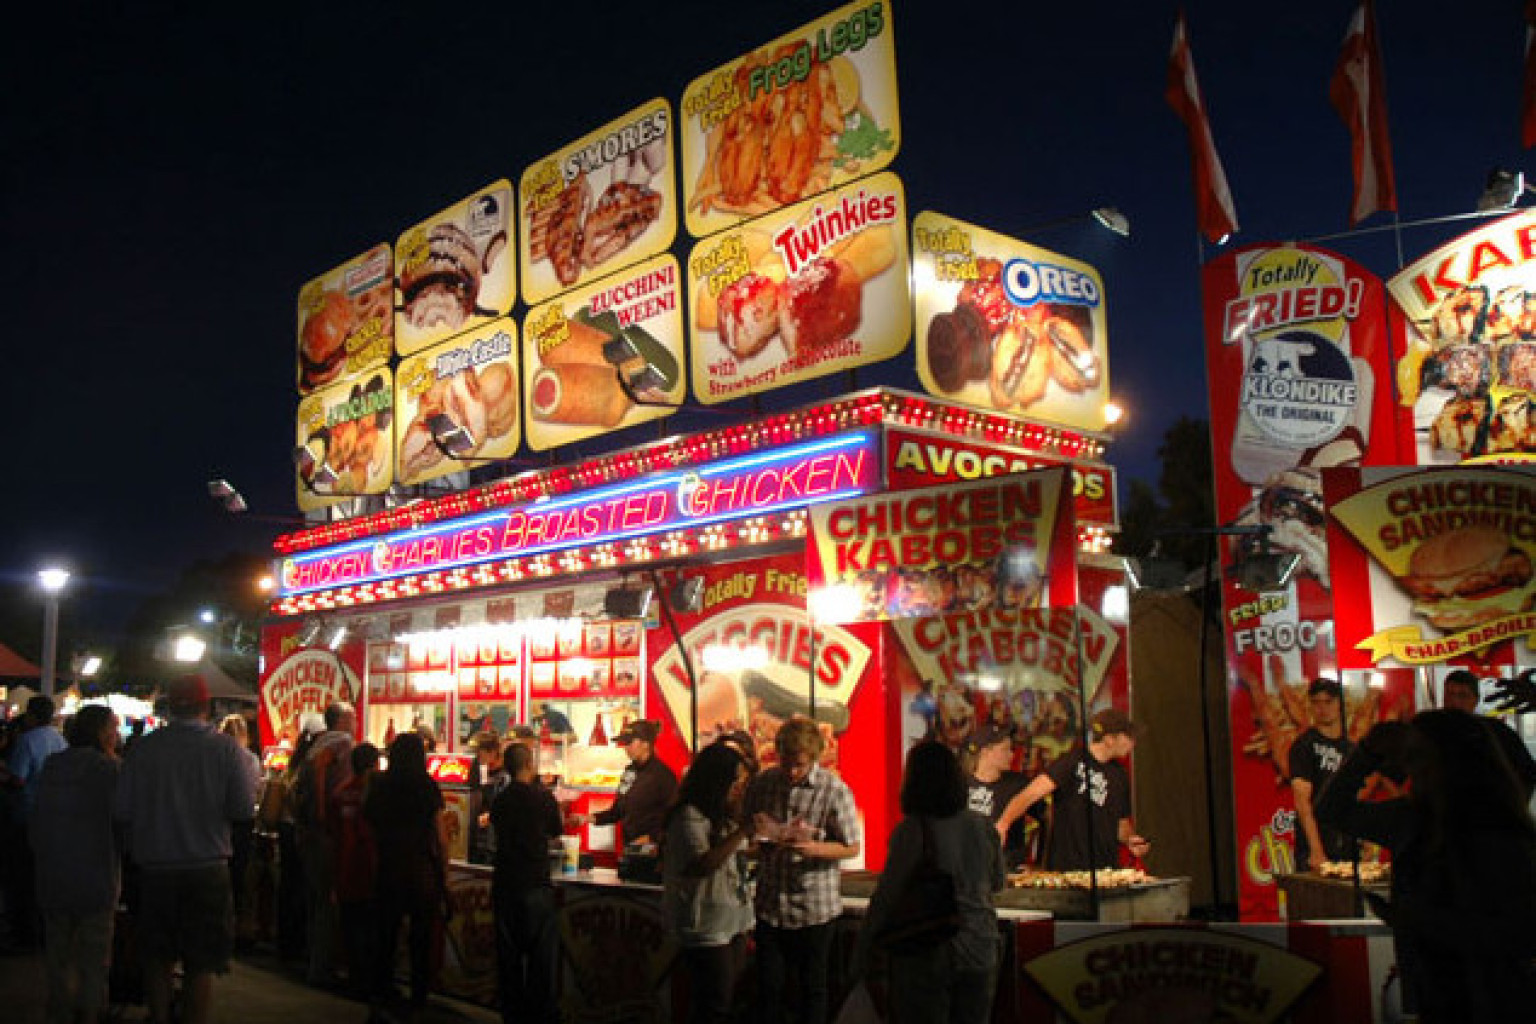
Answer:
[{"xmin": 1113, "ymin": 415, "xmax": 1216, "ymax": 569}]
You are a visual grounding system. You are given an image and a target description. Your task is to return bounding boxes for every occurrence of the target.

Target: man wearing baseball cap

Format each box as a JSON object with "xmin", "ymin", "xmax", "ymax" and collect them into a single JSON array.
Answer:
[
  {"xmin": 963, "ymin": 725, "xmax": 1031, "ymax": 867},
  {"xmin": 586, "ymin": 720, "xmax": 676, "ymax": 846},
  {"xmin": 996, "ymin": 708, "xmax": 1150, "ymax": 871},
  {"xmin": 115, "ymin": 675, "xmax": 257, "ymax": 1024}
]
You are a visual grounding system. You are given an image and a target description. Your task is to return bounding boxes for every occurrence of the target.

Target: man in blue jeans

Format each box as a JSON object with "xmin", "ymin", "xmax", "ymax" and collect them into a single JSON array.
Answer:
[
  {"xmin": 490, "ymin": 741, "xmax": 562, "ymax": 1024},
  {"xmin": 744, "ymin": 718, "xmax": 862, "ymax": 1024}
]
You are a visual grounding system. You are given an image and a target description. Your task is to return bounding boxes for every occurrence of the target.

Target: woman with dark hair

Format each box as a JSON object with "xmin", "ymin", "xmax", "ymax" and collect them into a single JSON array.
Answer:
[
  {"xmin": 854, "ymin": 740, "xmax": 1005, "ymax": 1024},
  {"xmin": 663, "ymin": 743, "xmax": 753, "ymax": 1024},
  {"xmin": 364, "ymin": 732, "xmax": 448, "ymax": 1021},
  {"xmin": 1318, "ymin": 710, "xmax": 1536, "ymax": 1022}
]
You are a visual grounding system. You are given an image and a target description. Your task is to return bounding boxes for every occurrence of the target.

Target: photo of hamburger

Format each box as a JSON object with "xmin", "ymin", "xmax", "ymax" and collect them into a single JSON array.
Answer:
[{"xmin": 1396, "ymin": 526, "xmax": 1535, "ymax": 631}]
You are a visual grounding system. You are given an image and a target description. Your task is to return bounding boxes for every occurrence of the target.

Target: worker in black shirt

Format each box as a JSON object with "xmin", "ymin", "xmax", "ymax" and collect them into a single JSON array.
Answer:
[
  {"xmin": 1289, "ymin": 677, "xmax": 1355, "ymax": 871},
  {"xmin": 581, "ymin": 719, "xmax": 677, "ymax": 846},
  {"xmin": 489, "ymin": 743, "xmax": 562, "ymax": 1024}
]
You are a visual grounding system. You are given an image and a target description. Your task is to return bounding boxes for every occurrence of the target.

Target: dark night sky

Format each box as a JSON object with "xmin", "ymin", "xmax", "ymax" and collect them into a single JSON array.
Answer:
[{"xmin": 0, "ymin": 0, "xmax": 1527, "ymax": 645}]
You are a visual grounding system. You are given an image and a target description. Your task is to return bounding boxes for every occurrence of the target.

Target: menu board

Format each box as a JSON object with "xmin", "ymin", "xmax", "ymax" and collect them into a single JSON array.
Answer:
[
  {"xmin": 679, "ymin": 0, "xmax": 900, "ymax": 238},
  {"xmin": 453, "ymin": 631, "xmax": 521, "ymax": 700},
  {"xmin": 686, "ymin": 171, "xmax": 909, "ymax": 403},
  {"xmin": 519, "ymin": 99, "xmax": 677, "ymax": 306},
  {"xmin": 912, "ymin": 211, "xmax": 1112, "ymax": 433},
  {"xmin": 1389, "ymin": 209, "xmax": 1536, "ymax": 463},
  {"xmin": 394, "ymin": 180, "xmax": 516, "ymax": 357},
  {"xmin": 527, "ymin": 619, "xmax": 643, "ymax": 701},
  {"xmin": 294, "ymin": 368, "xmax": 394, "ymax": 511},
  {"xmin": 395, "ymin": 318, "xmax": 521, "ymax": 485},
  {"xmin": 522, "ymin": 255, "xmax": 685, "ymax": 451},
  {"xmin": 296, "ymin": 244, "xmax": 394, "ymax": 394}
]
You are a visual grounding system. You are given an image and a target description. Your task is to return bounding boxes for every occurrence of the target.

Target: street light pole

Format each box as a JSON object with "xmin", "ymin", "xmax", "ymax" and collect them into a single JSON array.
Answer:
[{"xmin": 37, "ymin": 568, "xmax": 71, "ymax": 698}]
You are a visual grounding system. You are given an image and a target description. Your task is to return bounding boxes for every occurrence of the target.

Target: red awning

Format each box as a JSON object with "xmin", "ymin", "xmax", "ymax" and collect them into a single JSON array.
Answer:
[{"xmin": 0, "ymin": 642, "xmax": 41, "ymax": 679}]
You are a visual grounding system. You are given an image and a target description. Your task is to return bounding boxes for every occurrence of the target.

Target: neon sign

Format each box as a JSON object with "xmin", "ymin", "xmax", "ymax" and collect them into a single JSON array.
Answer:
[{"xmin": 279, "ymin": 431, "xmax": 880, "ymax": 597}]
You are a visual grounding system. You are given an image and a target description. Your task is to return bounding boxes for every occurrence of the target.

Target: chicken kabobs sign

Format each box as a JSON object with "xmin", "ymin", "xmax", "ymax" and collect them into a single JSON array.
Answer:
[
  {"xmin": 912, "ymin": 212, "xmax": 1111, "ymax": 434},
  {"xmin": 1390, "ymin": 209, "xmax": 1536, "ymax": 463},
  {"xmin": 1325, "ymin": 466, "xmax": 1536, "ymax": 666},
  {"xmin": 679, "ymin": 0, "xmax": 900, "ymax": 239},
  {"xmin": 806, "ymin": 467, "xmax": 1076, "ymax": 624}
]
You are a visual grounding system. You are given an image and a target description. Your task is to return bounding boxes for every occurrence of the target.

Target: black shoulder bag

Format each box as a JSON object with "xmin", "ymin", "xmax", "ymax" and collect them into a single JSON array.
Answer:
[{"xmin": 876, "ymin": 816, "xmax": 961, "ymax": 955}]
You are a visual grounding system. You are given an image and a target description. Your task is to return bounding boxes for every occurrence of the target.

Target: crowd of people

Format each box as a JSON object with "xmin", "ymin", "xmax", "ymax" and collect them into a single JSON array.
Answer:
[{"xmin": 16, "ymin": 665, "xmax": 1531, "ymax": 1024}]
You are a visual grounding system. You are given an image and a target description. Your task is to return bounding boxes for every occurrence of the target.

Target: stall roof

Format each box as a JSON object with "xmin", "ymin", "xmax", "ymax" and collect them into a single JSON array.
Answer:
[{"xmin": 0, "ymin": 642, "xmax": 41, "ymax": 679}]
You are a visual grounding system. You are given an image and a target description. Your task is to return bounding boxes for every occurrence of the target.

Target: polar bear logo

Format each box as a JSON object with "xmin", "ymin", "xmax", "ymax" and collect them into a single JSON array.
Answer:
[{"xmin": 1248, "ymin": 336, "xmax": 1316, "ymax": 378}]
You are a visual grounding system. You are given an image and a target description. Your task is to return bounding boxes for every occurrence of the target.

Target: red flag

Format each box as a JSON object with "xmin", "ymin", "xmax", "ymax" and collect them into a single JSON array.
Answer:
[
  {"xmin": 1524, "ymin": 0, "xmax": 1536, "ymax": 148},
  {"xmin": 1330, "ymin": 1, "xmax": 1397, "ymax": 225},
  {"xmin": 1165, "ymin": 13, "xmax": 1239, "ymax": 244}
]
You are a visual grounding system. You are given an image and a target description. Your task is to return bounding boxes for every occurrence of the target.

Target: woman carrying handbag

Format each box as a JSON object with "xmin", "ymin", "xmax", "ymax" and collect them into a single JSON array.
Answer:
[{"xmin": 852, "ymin": 741, "xmax": 1006, "ymax": 1024}]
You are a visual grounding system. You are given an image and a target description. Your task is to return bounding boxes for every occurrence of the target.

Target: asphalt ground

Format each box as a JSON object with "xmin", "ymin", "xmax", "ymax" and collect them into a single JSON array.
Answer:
[{"xmin": 0, "ymin": 945, "xmax": 501, "ymax": 1024}]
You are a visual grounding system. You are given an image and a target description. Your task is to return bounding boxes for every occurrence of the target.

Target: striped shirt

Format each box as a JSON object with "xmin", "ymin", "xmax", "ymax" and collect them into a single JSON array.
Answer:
[{"xmin": 746, "ymin": 764, "xmax": 861, "ymax": 928}]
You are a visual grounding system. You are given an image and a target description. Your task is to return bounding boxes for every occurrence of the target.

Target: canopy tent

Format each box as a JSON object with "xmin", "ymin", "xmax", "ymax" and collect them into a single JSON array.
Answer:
[
  {"xmin": 0, "ymin": 642, "xmax": 42, "ymax": 679},
  {"xmin": 193, "ymin": 657, "xmax": 259, "ymax": 703}
]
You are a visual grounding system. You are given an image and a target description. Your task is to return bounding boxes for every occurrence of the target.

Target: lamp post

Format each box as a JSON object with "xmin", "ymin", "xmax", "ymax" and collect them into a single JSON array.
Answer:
[{"xmin": 37, "ymin": 567, "xmax": 71, "ymax": 698}]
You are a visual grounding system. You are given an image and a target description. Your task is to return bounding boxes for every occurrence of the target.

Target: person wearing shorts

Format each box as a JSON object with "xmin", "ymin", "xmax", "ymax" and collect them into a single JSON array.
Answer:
[{"xmin": 116, "ymin": 675, "xmax": 255, "ymax": 1024}]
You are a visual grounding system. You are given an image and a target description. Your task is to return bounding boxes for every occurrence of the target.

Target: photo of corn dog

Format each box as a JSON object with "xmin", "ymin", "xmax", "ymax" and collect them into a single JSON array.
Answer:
[{"xmin": 522, "ymin": 254, "xmax": 685, "ymax": 452}]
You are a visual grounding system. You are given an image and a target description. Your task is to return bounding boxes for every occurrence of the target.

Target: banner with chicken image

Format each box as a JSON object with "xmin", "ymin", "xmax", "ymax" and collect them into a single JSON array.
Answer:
[
  {"xmin": 686, "ymin": 171, "xmax": 909, "ymax": 403},
  {"xmin": 806, "ymin": 466, "xmax": 1077, "ymax": 623},
  {"xmin": 394, "ymin": 319, "xmax": 520, "ymax": 486},
  {"xmin": 1389, "ymin": 209, "xmax": 1536, "ymax": 464},
  {"xmin": 394, "ymin": 180, "xmax": 515, "ymax": 357},
  {"xmin": 519, "ymin": 98, "xmax": 676, "ymax": 306},
  {"xmin": 1325, "ymin": 465, "xmax": 1536, "ymax": 668},
  {"xmin": 912, "ymin": 212, "xmax": 1112, "ymax": 434},
  {"xmin": 1200, "ymin": 243, "xmax": 1404, "ymax": 920},
  {"xmin": 296, "ymin": 243, "xmax": 394, "ymax": 395},
  {"xmin": 889, "ymin": 605, "xmax": 1119, "ymax": 759},
  {"xmin": 522, "ymin": 254, "xmax": 685, "ymax": 451},
  {"xmin": 294, "ymin": 368, "xmax": 394, "ymax": 511},
  {"xmin": 679, "ymin": 0, "xmax": 900, "ymax": 240}
]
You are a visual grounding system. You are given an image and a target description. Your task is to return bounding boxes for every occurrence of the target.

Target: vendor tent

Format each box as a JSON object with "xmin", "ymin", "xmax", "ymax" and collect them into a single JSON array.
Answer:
[
  {"xmin": 190, "ymin": 658, "xmax": 258, "ymax": 703},
  {"xmin": 0, "ymin": 642, "xmax": 41, "ymax": 679}
]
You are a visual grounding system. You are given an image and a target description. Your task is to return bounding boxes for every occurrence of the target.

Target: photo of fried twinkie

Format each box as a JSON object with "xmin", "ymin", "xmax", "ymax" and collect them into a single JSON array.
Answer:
[{"xmin": 695, "ymin": 222, "xmax": 898, "ymax": 361}]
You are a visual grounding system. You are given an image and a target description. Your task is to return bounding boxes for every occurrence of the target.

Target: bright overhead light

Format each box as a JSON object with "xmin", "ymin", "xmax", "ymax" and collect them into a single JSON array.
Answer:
[
  {"xmin": 78, "ymin": 655, "xmax": 102, "ymax": 677},
  {"xmin": 199, "ymin": 608, "xmax": 217, "ymax": 624},
  {"xmin": 38, "ymin": 568, "xmax": 70, "ymax": 594},
  {"xmin": 1102, "ymin": 400, "xmax": 1125, "ymax": 427},
  {"xmin": 173, "ymin": 635, "xmax": 207, "ymax": 663}
]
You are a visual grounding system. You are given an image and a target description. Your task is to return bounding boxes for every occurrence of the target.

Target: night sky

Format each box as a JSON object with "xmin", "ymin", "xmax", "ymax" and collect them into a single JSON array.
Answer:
[{"xmin": 0, "ymin": 0, "xmax": 1526, "ymax": 644}]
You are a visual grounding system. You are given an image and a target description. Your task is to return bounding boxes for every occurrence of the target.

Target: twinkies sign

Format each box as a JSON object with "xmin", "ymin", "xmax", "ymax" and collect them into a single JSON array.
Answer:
[{"xmin": 278, "ymin": 430, "xmax": 880, "ymax": 596}]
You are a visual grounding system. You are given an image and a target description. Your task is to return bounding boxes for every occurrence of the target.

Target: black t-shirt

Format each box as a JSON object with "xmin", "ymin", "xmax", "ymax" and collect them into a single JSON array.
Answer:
[
  {"xmin": 1288, "ymin": 727, "xmax": 1355, "ymax": 866},
  {"xmin": 1044, "ymin": 749, "xmax": 1130, "ymax": 870},
  {"xmin": 968, "ymin": 771, "xmax": 1029, "ymax": 862},
  {"xmin": 490, "ymin": 778, "xmax": 562, "ymax": 890}
]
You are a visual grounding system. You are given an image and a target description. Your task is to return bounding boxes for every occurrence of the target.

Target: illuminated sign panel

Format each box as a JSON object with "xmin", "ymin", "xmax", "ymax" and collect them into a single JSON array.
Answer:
[{"xmin": 279, "ymin": 431, "xmax": 880, "ymax": 597}]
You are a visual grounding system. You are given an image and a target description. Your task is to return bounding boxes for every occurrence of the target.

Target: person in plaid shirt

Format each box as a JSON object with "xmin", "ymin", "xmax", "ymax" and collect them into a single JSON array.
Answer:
[{"xmin": 745, "ymin": 717, "xmax": 861, "ymax": 1024}]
